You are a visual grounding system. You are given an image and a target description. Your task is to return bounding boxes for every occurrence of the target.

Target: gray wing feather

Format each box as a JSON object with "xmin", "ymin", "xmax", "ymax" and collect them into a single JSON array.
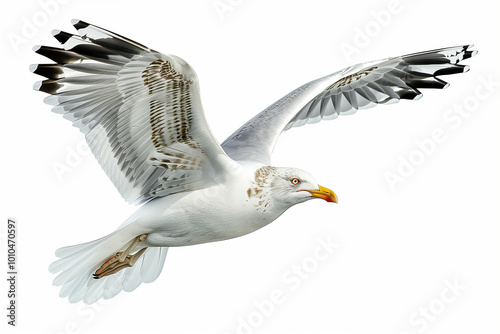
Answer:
[{"xmin": 222, "ymin": 45, "xmax": 476, "ymax": 165}]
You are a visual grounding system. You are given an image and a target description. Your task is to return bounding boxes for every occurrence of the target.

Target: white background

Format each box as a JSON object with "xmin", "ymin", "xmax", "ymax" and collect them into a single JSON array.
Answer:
[{"xmin": 1, "ymin": 0, "xmax": 499, "ymax": 333}]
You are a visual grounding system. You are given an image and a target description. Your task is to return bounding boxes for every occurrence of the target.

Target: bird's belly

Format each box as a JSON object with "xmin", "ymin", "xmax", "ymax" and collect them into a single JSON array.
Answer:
[{"xmin": 139, "ymin": 185, "xmax": 280, "ymax": 247}]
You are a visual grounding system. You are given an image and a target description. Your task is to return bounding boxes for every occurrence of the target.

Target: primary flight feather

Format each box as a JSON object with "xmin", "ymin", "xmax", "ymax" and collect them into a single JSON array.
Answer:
[{"xmin": 32, "ymin": 19, "xmax": 476, "ymax": 304}]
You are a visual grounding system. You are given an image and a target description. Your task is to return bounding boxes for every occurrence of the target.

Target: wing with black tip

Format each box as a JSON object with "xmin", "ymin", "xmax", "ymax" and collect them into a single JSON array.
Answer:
[
  {"xmin": 32, "ymin": 20, "xmax": 232, "ymax": 204},
  {"xmin": 221, "ymin": 45, "xmax": 477, "ymax": 165}
]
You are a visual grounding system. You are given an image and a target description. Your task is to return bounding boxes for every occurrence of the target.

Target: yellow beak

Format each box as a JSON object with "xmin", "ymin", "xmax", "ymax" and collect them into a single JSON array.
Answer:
[{"xmin": 306, "ymin": 185, "xmax": 338, "ymax": 203}]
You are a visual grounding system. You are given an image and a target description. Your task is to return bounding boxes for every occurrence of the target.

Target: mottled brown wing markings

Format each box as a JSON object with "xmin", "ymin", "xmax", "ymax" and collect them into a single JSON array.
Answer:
[
  {"xmin": 150, "ymin": 155, "xmax": 192, "ymax": 169},
  {"xmin": 149, "ymin": 99, "xmax": 166, "ymax": 149},
  {"xmin": 142, "ymin": 59, "xmax": 200, "ymax": 149},
  {"xmin": 139, "ymin": 59, "xmax": 207, "ymax": 197},
  {"xmin": 326, "ymin": 66, "xmax": 377, "ymax": 90},
  {"xmin": 141, "ymin": 58, "xmax": 204, "ymax": 176}
]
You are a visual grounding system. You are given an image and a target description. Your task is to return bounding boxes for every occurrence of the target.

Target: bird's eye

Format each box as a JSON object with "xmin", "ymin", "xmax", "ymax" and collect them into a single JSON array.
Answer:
[{"xmin": 291, "ymin": 178, "xmax": 300, "ymax": 185}]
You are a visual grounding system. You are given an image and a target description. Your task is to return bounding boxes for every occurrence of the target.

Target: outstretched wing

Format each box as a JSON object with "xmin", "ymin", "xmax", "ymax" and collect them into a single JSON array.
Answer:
[
  {"xmin": 221, "ymin": 45, "xmax": 477, "ymax": 165},
  {"xmin": 33, "ymin": 20, "xmax": 231, "ymax": 204}
]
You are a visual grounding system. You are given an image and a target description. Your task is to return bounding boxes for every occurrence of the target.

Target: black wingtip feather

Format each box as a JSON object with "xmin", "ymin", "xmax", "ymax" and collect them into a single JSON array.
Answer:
[
  {"xmin": 90, "ymin": 38, "xmax": 145, "ymax": 58},
  {"xmin": 52, "ymin": 30, "xmax": 73, "ymax": 44},
  {"xmin": 33, "ymin": 79, "xmax": 62, "ymax": 94},
  {"xmin": 70, "ymin": 44, "xmax": 111, "ymax": 61},
  {"xmin": 404, "ymin": 54, "xmax": 451, "ymax": 65},
  {"xmin": 406, "ymin": 77, "xmax": 449, "ymax": 90},
  {"xmin": 397, "ymin": 89, "xmax": 422, "ymax": 100},
  {"xmin": 70, "ymin": 19, "xmax": 152, "ymax": 55},
  {"xmin": 464, "ymin": 50, "xmax": 478, "ymax": 59},
  {"xmin": 30, "ymin": 64, "xmax": 64, "ymax": 79},
  {"xmin": 34, "ymin": 45, "xmax": 84, "ymax": 64},
  {"xmin": 434, "ymin": 64, "xmax": 470, "ymax": 76},
  {"xmin": 71, "ymin": 19, "xmax": 89, "ymax": 30}
]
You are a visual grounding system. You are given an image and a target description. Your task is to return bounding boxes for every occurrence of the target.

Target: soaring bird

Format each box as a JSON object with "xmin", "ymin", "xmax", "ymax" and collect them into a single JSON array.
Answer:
[{"xmin": 32, "ymin": 20, "xmax": 476, "ymax": 304}]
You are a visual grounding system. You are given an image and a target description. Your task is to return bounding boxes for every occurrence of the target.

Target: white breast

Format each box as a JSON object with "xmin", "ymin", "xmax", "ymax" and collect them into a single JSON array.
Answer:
[{"xmin": 136, "ymin": 166, "xmax": 284, "ymax": 247}]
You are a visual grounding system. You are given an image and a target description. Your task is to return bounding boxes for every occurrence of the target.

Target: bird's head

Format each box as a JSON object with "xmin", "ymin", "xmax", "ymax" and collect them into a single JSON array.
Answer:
[{"xmin": 254, "ymin": 167, "xmax": 337, "ymax": 208}]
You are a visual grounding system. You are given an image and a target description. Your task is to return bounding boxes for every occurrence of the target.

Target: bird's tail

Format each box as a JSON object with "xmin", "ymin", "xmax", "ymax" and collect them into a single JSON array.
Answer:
[{"xmin": 49, "ymin": 227, "xmax": 168, "ymax": 304}]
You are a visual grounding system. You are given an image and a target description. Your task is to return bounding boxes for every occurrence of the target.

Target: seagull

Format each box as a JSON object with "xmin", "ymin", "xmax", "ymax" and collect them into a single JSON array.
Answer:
[{"xmin": 32, "ymin": 19, "xmax": 476, "ymax": 304}]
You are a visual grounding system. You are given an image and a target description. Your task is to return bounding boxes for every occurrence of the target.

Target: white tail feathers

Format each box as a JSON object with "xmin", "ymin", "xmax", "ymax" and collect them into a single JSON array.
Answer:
[{"xmin": 49, "ymin": 232, "xmax": 168, "ymax": 304}]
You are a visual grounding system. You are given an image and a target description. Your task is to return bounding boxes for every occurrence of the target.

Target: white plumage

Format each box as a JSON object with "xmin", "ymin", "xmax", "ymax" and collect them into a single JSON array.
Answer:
[{"xmin": 32, "ymin": 20, "xmax": 475, "ymax": 303}]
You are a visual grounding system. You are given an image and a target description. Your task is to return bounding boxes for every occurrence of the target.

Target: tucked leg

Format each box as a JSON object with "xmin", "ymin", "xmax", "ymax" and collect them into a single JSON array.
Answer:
[{"xmin": 93, "ymin": 234, "xmax": 148, "ymax": 279}]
